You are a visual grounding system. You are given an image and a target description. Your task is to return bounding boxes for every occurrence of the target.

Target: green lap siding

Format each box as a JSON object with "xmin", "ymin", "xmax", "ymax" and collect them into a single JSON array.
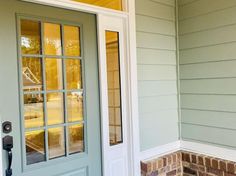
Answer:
[
  {"xmin": 178, "ymin": 0, "xmax": 236, "ymax": 148},
  {"xmin": 136, "ymin": 0, "xmax": 179, "ymax": 151}
]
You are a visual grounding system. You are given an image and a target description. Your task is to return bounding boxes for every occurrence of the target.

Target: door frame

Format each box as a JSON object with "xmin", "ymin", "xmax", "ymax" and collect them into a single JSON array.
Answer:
[{"xmin": 1, "ymin": 0, "xmax": 141, "ymax": 176}]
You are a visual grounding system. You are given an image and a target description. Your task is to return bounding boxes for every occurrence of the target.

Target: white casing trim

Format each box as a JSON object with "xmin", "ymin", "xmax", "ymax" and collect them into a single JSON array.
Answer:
[
  {"xmin": 140, "ymin": 141, "xmax": 181, "ymax": 161},
  {"xmin": 22, "ymin": 0, "xmax": 128, "ymax": 17},
  {"xmin": 180, "ymin": 140, "xmax": 236, "ymax": 163}
]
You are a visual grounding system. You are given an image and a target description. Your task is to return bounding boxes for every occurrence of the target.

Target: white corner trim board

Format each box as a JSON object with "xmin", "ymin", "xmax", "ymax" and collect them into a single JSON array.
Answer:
[
  {"xmin": 180, "ymin": 140, "xmax": 236, "ymax": 163},
  {"xmin": 140, "ymin": 141, "xmax": 181, "ymax": 161}
]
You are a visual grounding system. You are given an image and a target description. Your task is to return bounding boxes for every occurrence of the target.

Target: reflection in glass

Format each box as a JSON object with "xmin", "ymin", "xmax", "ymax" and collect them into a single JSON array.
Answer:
[
  {"xmin": 25, "ymin": 130, "xmax": 45, "ymax": 165},
  {"xmin": 69, "ymin": 124, "xmax": 84, "ymax": 154},
  {"xmin": 24, "ymin": 94, "xmax": 44, "ymax": 128},
  {"xmin": 64, "ymin": 26, "xmax": 81, "ymax": 56},
  {"xmin": 20, "ymin": 20, "xmax": 86, "ymax": 165},
  {"xmin": 22, "ymin": 57, "xmax": 43, "ymax": 92},
  {"xmin": 44, "ymin": 23, "xmax": 62, "ymax": 55},
  {"xmin": 105, "ymin": 31, "xmax": 123, "ymax": 146},
  {"xmin": 72, "ymin": 0, "xmax": 123, "ymax": 11},
  {"xmin": 47, "ymin": 93, "xmax": 64, "ymax": 125},
  {"xmin": 67, "ymin": 92, "xmax": 83, "ymax": 122},
  {"xmin": 66, "ymin": 59, "xmax": 82, "ymax": 90},
  {"xmin": 48, "ymin": 127, "xmax": 66, "ymax": 159},
  {"xmin": 45, "ymin": 58, "xmax": 63, "ymax": 90},
  {"xmin": 21, "ymin": 20, "xmax": 41, "ymax": 55}
]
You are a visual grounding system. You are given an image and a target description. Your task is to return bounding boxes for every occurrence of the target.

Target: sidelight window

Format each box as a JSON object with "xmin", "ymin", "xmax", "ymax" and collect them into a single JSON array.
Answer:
[{"xmin": 105, "ymin": 31, "xmax": 123, "ymax": 146}]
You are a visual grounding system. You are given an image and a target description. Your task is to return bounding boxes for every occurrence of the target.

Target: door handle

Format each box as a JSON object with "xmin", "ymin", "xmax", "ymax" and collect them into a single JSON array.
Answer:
[{"xmin": 3, "ymin": 135, "xmax": 13, "ymax": 176}]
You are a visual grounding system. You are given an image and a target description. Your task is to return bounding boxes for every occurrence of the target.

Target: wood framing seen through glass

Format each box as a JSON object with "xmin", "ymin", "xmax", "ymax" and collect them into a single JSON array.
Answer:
[
  {"xmin": 72, "ymin": 0, "xmax": 123, "ymax": 11},
  {"xmin": 19, "ymin": 18, "xmax": 85, "ymax": 166},
  {"xmin": 105, "ymin": 31, "xmax": 123, "ymax": 146}
]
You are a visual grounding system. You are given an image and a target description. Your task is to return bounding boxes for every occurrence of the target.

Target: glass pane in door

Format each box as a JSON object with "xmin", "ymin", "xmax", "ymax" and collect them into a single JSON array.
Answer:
[
  {"xmin": 48, "ymin": 127, "xmax": 66, "ymax": 159},
  {"xmin": 44, "ymin": 23, "xmax": 62, "ymax": 56},
  {"xmin": 45, "ymin": 58, "xmax": 63, "ymax": 90},
  {"xmin": 64, "ymin": 26, "xmax": 81, "ymax": 57},
  {"xmin": 21, "ymin": 20, "xmax": 41, "ymax": 55},
  {"xmin": 22, "ymin": 57, "xmax": 43, "ymax": 92},
  {"xmin": 24, "ymin": 93, "xmax": 44, "ymax": 128},
  {"xmin": 25, "ymin": 130, "xmax": 46, "ymax": 165},
  {"xmin": 66, "ymin": 59, "xmax": 82, "ymax": 90},
  {"xmin": 69, "ymin": 124, "xmax": 84, "ymax": 154},
  {"xmin": 47, "ymin": 92, "xmax": 64, "ymax": 125},
  {"xmin": 67, "ymin": 92, "xmax": 84, "ymax": 122}
]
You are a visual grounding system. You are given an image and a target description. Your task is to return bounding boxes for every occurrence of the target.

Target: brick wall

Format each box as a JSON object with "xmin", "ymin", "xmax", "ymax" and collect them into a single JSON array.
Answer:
[
  {"xmin": 182, "ymin": 151, "xmax": 236, "ymax": 176},
  {"xmin": 141, "ymin": 152, "xmax": 182, "ymax": 176},
  {"xmin": 141, "ymin": 151, "xmax": 236, "ymax": 176}
]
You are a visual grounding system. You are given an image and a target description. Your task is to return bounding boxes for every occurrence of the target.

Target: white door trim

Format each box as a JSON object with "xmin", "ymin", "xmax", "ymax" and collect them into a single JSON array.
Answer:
[
  {"xmin": 11, "ymin": 1, "xmax": 141, "ymax": 176},
  {"xmin": 97, "ymin": 14, "xmax": 129, "ymax": 176}
]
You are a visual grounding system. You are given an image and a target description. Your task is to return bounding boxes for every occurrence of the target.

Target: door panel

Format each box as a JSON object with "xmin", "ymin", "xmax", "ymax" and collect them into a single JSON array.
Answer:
[{"xmin": 0, "ymin": 1, "xmax": 101, "ymax": 176}]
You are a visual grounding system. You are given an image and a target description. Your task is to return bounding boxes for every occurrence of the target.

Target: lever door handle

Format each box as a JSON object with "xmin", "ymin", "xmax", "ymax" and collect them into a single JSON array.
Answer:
[
  {"xmin": 5, "ymin": 149, "xmax": 12, "ymax": 176},
  {"xmin": 3, "ymin": 135, "xmax": 13, "ymax": 176}
]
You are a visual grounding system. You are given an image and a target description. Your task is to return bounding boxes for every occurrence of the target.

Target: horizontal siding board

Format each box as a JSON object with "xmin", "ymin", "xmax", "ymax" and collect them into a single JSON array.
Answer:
[
  {"xmin": 180, "ymin": 78, "xmax": 236, "ymax": 94},
  {"xmin": 137, "ymin": 32, "xmax": 176, "ymax": 50},
  {"xmin": 138, "ymin": 65, "xmax": 177, "ymax": 81},
  {"xmin": 182, "ymin": 124, "xmax": 236, "ymax": 148},
  {"xmin": 151, "ymin": 0, "xmax": 175, "ymax": 6},
  {"xmin": 180, "ymin": 60, "xmax": 236, "ymax": 79},
  {"xmin": 179, "ymin": 0, "xmax": 236, "ymax": 20},
  {"xmin": 180, "ymin": 24, "xmax": 236, "ymax": 49},
  {"xmin": 138, "ymin": 81, "xmax": 177, "ymax": 97},
  {"xmin": 137, "ymin": 48, "xmax": 176, "ymax": 65},
  {"xmin": 181, "ymin": 94, "xmax": 236, "ymax": 112},
  {"xmin": 182, "ymin": 109, "xmax": 236, "ymax": 130},
  {"xmin": 139, "ymin": 95, "xmax": 178, "ymax": 114},
  {"xmin": 179, "ymin": 6, "xmax": 236, "ymax": 35},
  {"xmin": 136, "ymin": 0, "xmax": 175, "ymax": 21},
  {"xmin": 178, "ymin": 0, "xmax": 197, "ymax": 6},
  {"xmin": 136, "ymin": 14, "xmax": 176, "ymax": 36},
  {"xmin": 140, "ymin": 110, "xmax": 179, "ymax": 151},
  {"xmin": 179, "ymin": 42, "xmax": 236, "ymax": 64}
]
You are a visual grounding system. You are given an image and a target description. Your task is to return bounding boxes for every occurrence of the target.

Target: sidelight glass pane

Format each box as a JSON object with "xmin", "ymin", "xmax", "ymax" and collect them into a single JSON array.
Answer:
[
  {"xmin": 22, "ymin": 57, "xmax": 43, "ymax": 92},
  {"xmin": 64, "ymin": 26, "xmax": 81, "ymax": 57},
  {"xmin": 44, "ymin": 23, "xmax": 62, "ymax": 56},
  {"xmin": 24, "ymin": 94, "xmax": 44, "ymax": 128},
  {"xmin": 66, "ymin": 59, "xmax": 82, "ymax": 90},
  {"xmin": 25, "ymin": 130, "xmax": 46, "ymax": 165},
  {"xmin": 105, "ymin": 31, "xmax": 123, "ymax": 146},
  {"xmin": 69, "ymin": 124, "xmax": 84, "ymax": 154},
  {"xmin": 45, "ymin": 58, "xmax": 63, "ymax": 90},
  {"xmin": 67, "ymin": 92, "xmax": 83, "ymax": 122},
  {"xmin": 47, "ymin": 93, "xmax": 64, "ymax": 125},
  {"xmin": 71, "ymin": 0, "xmax": 123, "ymax": 11},
  {"xmin": 21, "ymin": 20, "xmax": 41, "ymax": 55},
  {"xmin": 48, "ymin": 127, "xmax": 66, "ymax": 159}
]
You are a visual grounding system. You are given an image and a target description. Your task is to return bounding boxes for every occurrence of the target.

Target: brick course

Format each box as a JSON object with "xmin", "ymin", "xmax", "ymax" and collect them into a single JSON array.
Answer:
[
  {"xmin": 141, "ymin": 152, "xmax": 182, "ymax": 176},
  {"xmin": 141, "ymin": 151, "xmax": 236, "ymax": 176}
]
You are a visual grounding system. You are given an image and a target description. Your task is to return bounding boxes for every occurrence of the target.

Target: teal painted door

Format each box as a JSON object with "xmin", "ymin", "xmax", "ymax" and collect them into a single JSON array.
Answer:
[{"xmin": 0, "ymin": 1, "xmax": 102, "ymax": 176}]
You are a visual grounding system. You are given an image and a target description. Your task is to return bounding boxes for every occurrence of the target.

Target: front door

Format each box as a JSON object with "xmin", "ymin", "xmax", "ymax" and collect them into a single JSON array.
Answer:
[{"xmin": 0, "ymin": 1, "xmax": 101, "ymax": 176}]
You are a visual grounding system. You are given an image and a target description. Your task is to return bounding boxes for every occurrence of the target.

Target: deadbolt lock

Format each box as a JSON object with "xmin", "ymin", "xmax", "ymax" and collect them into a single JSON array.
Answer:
[{"xmin": 2, "ymin": 121, "xmax": 12, "ymax": 134}]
